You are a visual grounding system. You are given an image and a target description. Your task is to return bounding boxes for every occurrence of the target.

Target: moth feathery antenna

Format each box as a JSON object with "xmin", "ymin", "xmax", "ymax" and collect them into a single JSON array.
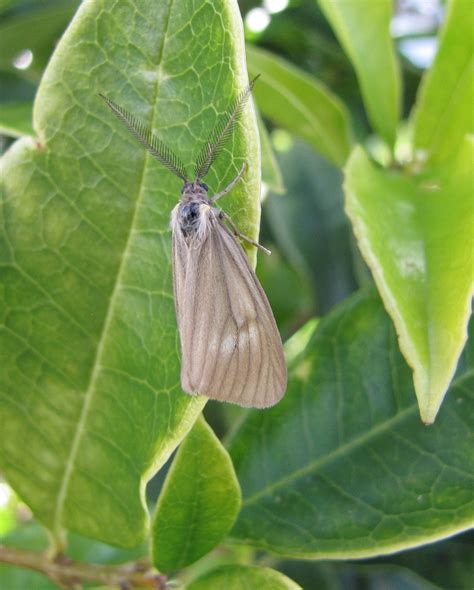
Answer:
[
  {"xmin": 194, "ymin": 75, "xmax": 260, "ymax": 181},
  {"xmin": 99, "ymin": 93, "xmax": 189, "ymax": 182}
]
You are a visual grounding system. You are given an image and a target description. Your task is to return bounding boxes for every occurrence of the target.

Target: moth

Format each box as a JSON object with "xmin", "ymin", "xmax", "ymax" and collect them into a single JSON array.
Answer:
[{"xmin": 100, "ymin": 77, "xmax": 287, "ymax": 408}]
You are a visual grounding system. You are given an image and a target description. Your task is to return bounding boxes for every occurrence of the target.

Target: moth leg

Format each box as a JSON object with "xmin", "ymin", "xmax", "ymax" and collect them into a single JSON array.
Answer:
[
  {"xmin": 218, "ymin": 209, "xmax": 271, "ymax": 255},
  {"xmin": 211, "ymin": 163, "xmax": 247, "ymax": 203}
]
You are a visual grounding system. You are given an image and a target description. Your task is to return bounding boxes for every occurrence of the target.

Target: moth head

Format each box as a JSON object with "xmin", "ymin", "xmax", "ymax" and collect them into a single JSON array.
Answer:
[{"xmin": 181, "ymin": 180, "xmax": 209, "ymax": 198}]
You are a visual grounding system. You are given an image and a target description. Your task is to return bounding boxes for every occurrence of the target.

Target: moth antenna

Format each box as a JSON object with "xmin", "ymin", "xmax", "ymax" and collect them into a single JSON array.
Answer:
[
  {"xmin": 194, "ymin": 75, "xmax": 260, "ymax": 181},
  {"xmin": 99, "ymin": 94, "xmax": 189, "ymax": 182}
]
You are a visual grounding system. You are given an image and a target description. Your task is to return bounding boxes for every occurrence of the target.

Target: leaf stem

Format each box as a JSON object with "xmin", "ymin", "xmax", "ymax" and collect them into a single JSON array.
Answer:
[{"xmin": 0, "ymin": 545, "xmax": 167, "ymax": 589}]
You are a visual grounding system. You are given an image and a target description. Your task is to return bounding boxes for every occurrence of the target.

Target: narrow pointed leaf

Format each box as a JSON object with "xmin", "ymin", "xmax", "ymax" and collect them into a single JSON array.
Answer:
[
  {"xmin": 0, "ymin": 0, "xmax": 260, "ymax": 548},
  {"xmin": 187, "ymin": 565, "xmax": 301, "ymax": 590},
  {"xmin": 412, "ymin": 0, "xmax": 474, "ymax": 163},
  {"xmin": 318, "ymin": 0, "xmax": 401, "ymax": 147},
  {"xmin": 345, "ymin": 140, "xmax": 473, "ymax": 422},
  {"xmin": 246, "ymin": 45, "xmax": 353, "ymax": 168},
  {"xmin": 229, "ymin": 289, "xmax": 473, "ymax": 558},
  {"xmin": 152, "ymin": 417, "xmax": 241, "ymax": 573}
]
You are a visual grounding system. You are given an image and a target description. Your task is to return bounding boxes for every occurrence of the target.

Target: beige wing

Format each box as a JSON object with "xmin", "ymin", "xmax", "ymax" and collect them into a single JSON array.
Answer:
[{"xmin": 172, "ymin": 211, "xmax": 287, "ymax": 408}]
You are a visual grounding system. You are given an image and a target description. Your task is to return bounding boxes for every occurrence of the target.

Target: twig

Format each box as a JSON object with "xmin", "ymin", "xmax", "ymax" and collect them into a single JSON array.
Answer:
[{"xmin": 0, "ymin": 545, "xmax": 167, "ymax": 589}]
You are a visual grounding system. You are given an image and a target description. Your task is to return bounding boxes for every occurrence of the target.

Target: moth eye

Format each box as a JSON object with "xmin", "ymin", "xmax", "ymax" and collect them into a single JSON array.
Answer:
[{"xmin": 200, "ymin": 183, "xmax": 208, "ymax": 191}]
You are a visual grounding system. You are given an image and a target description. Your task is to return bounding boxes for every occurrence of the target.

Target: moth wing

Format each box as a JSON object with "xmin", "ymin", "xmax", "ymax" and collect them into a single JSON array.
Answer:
[
  {"xmin": 173, "ymin": 210, "xmax": 287, "ymax": 408},
  {"xmin": 171, "ymin": 205, "xmax": 187, "ymax": 335}
]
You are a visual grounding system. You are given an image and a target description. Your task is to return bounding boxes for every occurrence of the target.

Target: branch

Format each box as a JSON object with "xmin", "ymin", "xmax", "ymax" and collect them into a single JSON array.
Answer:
[{"xmin": 0, "ymin": 545, "xmax": 167, "ymax": 589}]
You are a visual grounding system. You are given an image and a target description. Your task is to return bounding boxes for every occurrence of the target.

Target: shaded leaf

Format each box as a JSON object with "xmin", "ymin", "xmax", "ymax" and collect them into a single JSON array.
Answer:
[
  {"xmin": 381, "ymin": 534, "xmax": 474, "ymax": 590},
  {"xmin": 186, "ymin": 565, "xmax": 301, "ymax": 590},
  {"xmin": 258, "ymin": 114, "xmax": 285, "ymax": 194},
  {"xmin": 228, "ymin": 288, "xmax": 473, "ymax": 558},
  {"xmin": 152, "ymin": 416, "xmax": 241, "ymax": 573},
  {"xmin": 0, "ymin": 520, "xmax": 147, "ymax": 589},
  {"xmin": 0, "ymin": 102, "xmax": 33, "ymax": 137},
  {"xmin": 318, "ymin": 0, "xmax": 401, "ymax": 147},
  {"xmin": 247, "ymin": 44, "xmax": 353, "ymax": 168},
  {"xmin": 344, "ymin": 139, "xmax": 473, "ymax": 422},
  {"xmin": 0, "ymin": 0, "xmax": 260, "ymax": 548},
  {"xmin": 0, "ymin": 1, "xmax": 79, "ymax": 79},
  {"xmin": 256, "ymin": 247, "xmax": 316, "ymax": 340},
  {"xmin": 264, "ymin": 139, "xmax": 358, "ymax": 313},
  {"xmin": 412, "ymin": 0, "xmax": 474, "ymax": 163}
]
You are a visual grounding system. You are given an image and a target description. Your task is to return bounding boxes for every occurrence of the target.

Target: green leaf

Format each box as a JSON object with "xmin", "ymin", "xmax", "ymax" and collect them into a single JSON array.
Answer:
[
  {"xmin": 258, "ymin": 114, "xmax": 285, "ymax": 195},
  {"xmin": 152, "ymin": 416, "xmax": 241, "ymax": 573},
  {"xmin": 0, "ymin": 0, "xmax": 260, "ymax": 548},
  {"xmin": 264, "ymin": 139, "xmax": 358, "ymax": 313},
  {"xmin": 0, "ymin": 102, "xmax": 33, "ymax": 137},
  {"xmin": 186, "ymin": 565, "xmax": 301, "ymax": 590},
  {"xmin": 318, "ymin": 0, "xmax": 401, "ymax": 148},
  {"xmin": 228, "ymin": 288, "xmax": 473, "ymax": 559},
  {"xmin": 344, "ymin": 140, "xmax": 473, "ymax": 423},
  {"xmin": 256, "ymin": 250, "xmax": 316, "ymax": 340},
  {"xmin": 246, "ymin": 44, "xmax": 353, "ymax": 168},
  {"xmin": 412, "ymin": 0, "xmax": 474, "ymax": 163}
]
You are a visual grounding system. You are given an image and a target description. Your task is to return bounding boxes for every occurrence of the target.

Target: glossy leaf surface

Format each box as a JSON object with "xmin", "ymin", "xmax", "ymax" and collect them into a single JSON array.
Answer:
[
  {"xmin": 318, "ymin": 0, "xmax": 401, "ymax": 147},
  {"xmin": 412, "ymin": 0, "xmax": 474, "ymax": 163},
  {"xmin": 152, "ymin": 417, "xmax": 241, "ymax": 573},
  {"xmin": 0, "ymin": 0, "xmax": 260, "ymax": 547},
  {"xmin": 345, "ymin": 140, "xmax": 473, "ymax": 422},
  {"xmin": 187, "ymin": 565, "xmax": 301, "ymax": 590},
  {"xmin": 229, "ymin": 289, "xmax": 473, "ymax": 558},
  {"xmin": 247, "ymin": 44, "xmax": 353, "ymax": 168}
]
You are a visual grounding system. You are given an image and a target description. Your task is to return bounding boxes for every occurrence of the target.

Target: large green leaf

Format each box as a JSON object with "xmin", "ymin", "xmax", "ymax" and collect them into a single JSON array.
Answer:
[
  {"xmin": 187, "ymin": 565, "xmax": 301, "ymax": 590},
  {"xmin": 152, "ymin": 416, "xmax": 241, "ymax": 573},
  {"xmin": 228, "ymin": 288, "xmax": 473, "ymax": 558},
  {"xmin": 246, "ymin": 45, "xmax": 353, "ymax": 168},
  {"xmin": 0, "ymin": 0, "xmax": 260, "ymax": 548},
  {"xmin": 318, "ymin": 0, "xmax": 401, "ymax": 148},
  {"xmin": 344, "ymin": 139, "xmax": 473, "ymax": 423},
  {"xmin": 412, "ymin": 0, "xmax": 474, "ymax": 164}
]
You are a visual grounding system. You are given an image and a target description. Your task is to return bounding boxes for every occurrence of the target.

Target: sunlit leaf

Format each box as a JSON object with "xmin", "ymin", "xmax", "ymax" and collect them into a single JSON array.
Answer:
[
  {"xmin": 152, "ymin": 417, "xmax": 241, "ymax": 572},
  {"xmin": 412, "ymin": 0, "xmax": 474, "ymax": 163},
  {"xmin": 345, "ymin": 139, "xmax": 473, "ymax": 422},
  {"xmin": 247, "ymin": 45, "xmax": 353, "ymax": 168},
  {"xmin": 187, "ymin": 565, "xmax": 301, "ymax": 590},
  {"xmin": 318, "ymin": 0, "xmax": 401, "ymax": 148},
  {"xmin": 0, "ymin": 0, "xmax": 260, "ymax": 548}
]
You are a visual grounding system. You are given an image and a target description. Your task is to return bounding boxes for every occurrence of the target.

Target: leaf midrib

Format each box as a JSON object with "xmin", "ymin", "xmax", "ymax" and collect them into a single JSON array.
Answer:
[
  {"xmin": 52, "ymin": 0, "xmax": 175, "ymax": 538},
  {"xmin": 241, "ymin": 403, "xmax": 417, "ymax": 507},
  {"xmin": 241, "ymin": 367, "xmax": 474, "ymax": 507}
]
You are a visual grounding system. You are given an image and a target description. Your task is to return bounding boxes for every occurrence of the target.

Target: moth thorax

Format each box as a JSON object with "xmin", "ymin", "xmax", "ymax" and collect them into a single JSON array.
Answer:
[{"xmin": 178, "ymin": 200, "xmax": 211, "ymax": 241}]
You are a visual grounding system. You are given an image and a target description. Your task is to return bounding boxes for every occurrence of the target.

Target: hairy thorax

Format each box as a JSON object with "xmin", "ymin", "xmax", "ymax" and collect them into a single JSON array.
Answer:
[{"xmin": 170, "ymin": 182, "xmax": 215, "ymax": 246}]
